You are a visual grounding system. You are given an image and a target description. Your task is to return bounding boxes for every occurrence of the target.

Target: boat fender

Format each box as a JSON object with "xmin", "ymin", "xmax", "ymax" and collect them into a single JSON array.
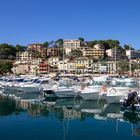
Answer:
[
  {"xmin": 101, "ymin": 85, "xmax": 107, "ymax": 92},
  {"xmin": 81, "ymin": 83, "xmax": 85, "ymax": 90}
]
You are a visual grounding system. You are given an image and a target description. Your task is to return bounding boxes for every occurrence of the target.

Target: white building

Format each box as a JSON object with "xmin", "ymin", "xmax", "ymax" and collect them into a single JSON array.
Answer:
[
  {"xmin": 106, "ymin": 48, "xmax": 125, "ymax": 60},
  {"xmin": 12, "ymin": 59, "xmax": 42, "ymax": 75},
  {"xmin": 57, "ymin": 59, "xmax": 75, "ymax": 73},
  {"xmin": 63, "ymin": 40, "xmax": 81, "ymax": 54},
  {"xmin": 48, "ymin": 57, "xmax": 60, "ymax": 66},
  {"xmin": 16, "ymin": 51, "xmax": 35, "ymax": 60},
  {"xmin": 126, "ymin": 50, "xmax": 140, "ymax": 59}
]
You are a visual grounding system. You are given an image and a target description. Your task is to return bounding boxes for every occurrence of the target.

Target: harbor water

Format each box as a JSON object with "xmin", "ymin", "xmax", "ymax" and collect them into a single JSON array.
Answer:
[{"xmin": 0, "ymin": 94, "xmax": 140, "ymax": 140}]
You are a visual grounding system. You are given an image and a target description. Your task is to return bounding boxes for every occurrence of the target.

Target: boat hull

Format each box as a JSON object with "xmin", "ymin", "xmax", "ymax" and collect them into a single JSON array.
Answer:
[
  {"xmin": 79, "ymin": 92, "xmax": 100, "ymax": 100},
  {"xmin": 54, "ymin": 90, "xmax": 76, "ymax": 98},
  {"xmin": 104, "ymin": 94, "xmax": 124, "ymax": 103}
]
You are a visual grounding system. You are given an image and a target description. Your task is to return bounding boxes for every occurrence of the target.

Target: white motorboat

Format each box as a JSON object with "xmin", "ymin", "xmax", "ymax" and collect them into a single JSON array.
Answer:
[
  {"xmin": 103, "ymin": 88, "xmax": 133, "ymax": 103},
  {"xmin": 101, "ymin": 78, "xmax": 139, "ymax": 103},
  {"xmin": 78, "ymin": 76, "xmax": 110, "ymax": 100},
  {"xmin": 46, "ymin": 80, "xmax": 78, "ymax": 98},
  {"xmin": 15, "ymin": 78, "xmax": 53, "ymax": 94}
]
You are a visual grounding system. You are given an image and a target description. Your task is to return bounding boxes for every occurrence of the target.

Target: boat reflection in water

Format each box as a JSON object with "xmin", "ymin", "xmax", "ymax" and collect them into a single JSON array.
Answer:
[{"xmin": 0, "ymin": 96, "xmax": 140, "ymax": 139}]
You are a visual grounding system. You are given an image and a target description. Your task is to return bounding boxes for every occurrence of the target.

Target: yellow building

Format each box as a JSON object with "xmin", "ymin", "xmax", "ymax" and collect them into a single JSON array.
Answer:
[
  {"xmin": 75, "ymin": 57, "xmax": 93, "ymax": 74},
  {"xmin": 83, "ymin": 45, "xmax": 104, "ymax": 59}
]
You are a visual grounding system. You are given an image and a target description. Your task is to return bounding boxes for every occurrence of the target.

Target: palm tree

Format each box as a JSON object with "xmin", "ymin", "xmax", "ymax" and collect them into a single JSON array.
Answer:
[
  {"xmin": 117, "ymin": 61, "xmax": 129, "ymax": 74},
  {"xmin": 55, "ymin": 39, "xmax": 63, "ymax": 48},
  {"xmin": 43, "ymin": 42, "xmax": 49, "ymax": 48}
]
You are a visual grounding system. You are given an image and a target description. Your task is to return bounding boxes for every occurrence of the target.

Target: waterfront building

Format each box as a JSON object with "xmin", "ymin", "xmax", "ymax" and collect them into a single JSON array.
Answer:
[
  {"xmin": 66, "ymin": 60, "xmax": 76, "ymax": 74},
  {"xmin": 57, "ymin": 59, "xmax": 69, "ymax": 72},
  {"xmin": 75, "ymin": 57, "xmax": 94, "ymax": 74},
  {"xmin": 13, "ymin": 63, "xmax": 30, "ymax": 75},
  {"xmin": 12, "ymin": 59, "xmax": 42, "ymax": 75},
  {"xmin": 106, "ymin": 61, "xmax": 117, "ymax": 74},
  {"xmin": 91, "ymin": 61, "xmax": 117, "ymax": 75},
  {"xmin": 38, "ymin": 62, "xmax": 50, "ymax": 74},
  {"xmin": 57, "ymin": 59, "xmax": 76, "ymax": 74}
]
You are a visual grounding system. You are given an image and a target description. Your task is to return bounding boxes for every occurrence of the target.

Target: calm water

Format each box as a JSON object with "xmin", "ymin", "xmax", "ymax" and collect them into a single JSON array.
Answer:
[{"xmin": 0, "ymin": 96, "xmax": 140, "ymax": 140}]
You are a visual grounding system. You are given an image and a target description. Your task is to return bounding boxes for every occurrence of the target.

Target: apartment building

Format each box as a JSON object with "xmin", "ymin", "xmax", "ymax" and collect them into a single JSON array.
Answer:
[
  {"xmin": 75, "ymin": 57, "xmax": 94, "ymax": 74},
  {"xmin": 63, "ymin": 40, "xmax": 81, "ymax": 54},
  {"xmin": 92, "ymin": 61, "xmax": 117, "ymax": 74},
  {"xmin": 48, "ymin": 57, "xmax": 60, "ymax": 66},
  {"xmin": 16, "ymin": 51, "xmax": 35, "ymax": 60},
  {"xmin": 126, "ymin": 50, "xmax": 140, "ymax": 59},
  {"xmin": 47, "ymin": 48, "xmax": 60, "ymax": 57},
  {"xmin": 28, "ymin": 43, "xmax": 47, "ymax": 58},
  {"xmin": 38, "ymin": 62, "xmax": 50, "ymax": 74},
  {"xmin": 106, "ymin": 48, "xmax": 126, "ymax": 60},
  {"xmin": 66, "ymin": 61, "xmax": 76, "ymax": 73},
  {"xmin": 57, "ymin": 59, "xmax": 69, "ymax": 72},
  {"xmin": 13, "ymin": 59, "xmax": 42, "ymax": 75},
  {"xmin": 83, "ymin": 48, "xmax": 104, "ymax": 59}
]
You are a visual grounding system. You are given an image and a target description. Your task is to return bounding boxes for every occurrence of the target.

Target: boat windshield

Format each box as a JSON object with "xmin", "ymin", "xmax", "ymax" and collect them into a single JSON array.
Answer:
[
  {"xmin": 34, "ymin": 80, "xmax": 41, "ymax": 84},
  {"xmin": 91, "ymin": 81, "xmax": 106, "ymax": 86},
  {"xmin": 6, "ymin": 79, "xmax": 14, "ymax": 82},
  {"xmin": 40, "ymin": 80, "xmax": 49, "ymax": 84},
  {"xmin": 16, "ymin": 79, "xmax": 24, "ymax": 82},
  {"xmin": 34, "ymin": 80, "xmax": 49, "ymax": 84},
  {"xmin": 58, "ymin": 82, "xmax": 72, "ymax": 87},
  {"xmin": 23, "ymin": 79, "xmax": 32, "ymax": 82},
  {"xmin": 111, "ymin": 81, "xmax": 139, "ymax": 88},
  {"xmin": 32, "ymin": 79, "xmax": 38, "ymax": 83}
]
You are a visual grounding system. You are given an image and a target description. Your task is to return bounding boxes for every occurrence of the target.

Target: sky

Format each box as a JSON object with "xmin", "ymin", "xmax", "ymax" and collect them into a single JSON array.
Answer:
[{"xmin": 0, "ymin": 0, "xmax": 140, "ymax": 49}]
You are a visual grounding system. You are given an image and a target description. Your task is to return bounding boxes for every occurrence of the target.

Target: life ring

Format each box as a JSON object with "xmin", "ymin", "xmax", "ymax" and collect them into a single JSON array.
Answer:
[{"xmin": 108, "ymin": 88, "xmax": 117, "ymax": 95}]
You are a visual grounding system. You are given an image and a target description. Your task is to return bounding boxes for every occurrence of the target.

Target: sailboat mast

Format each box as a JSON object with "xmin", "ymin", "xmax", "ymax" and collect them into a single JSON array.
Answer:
[
  {"xmin": 129, "ymin": 45, "xmax": 132, "ymax": 76},
  {"xmin": 63, "ymin": 46, "xmax": 65, "ymax": 79},
  {"xmin": 115, "ymin": 46, "xmax": 117, "ymax": 75}
]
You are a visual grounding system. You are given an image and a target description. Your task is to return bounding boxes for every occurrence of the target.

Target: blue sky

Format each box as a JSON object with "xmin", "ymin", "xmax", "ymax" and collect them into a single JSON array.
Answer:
[{"xmin": 0, "ymin": 0, "xmax": 140, "ymax": 49}]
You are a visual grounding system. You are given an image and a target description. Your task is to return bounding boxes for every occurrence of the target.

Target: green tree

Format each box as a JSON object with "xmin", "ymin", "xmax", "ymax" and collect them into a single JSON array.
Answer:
[
  {"xmin": 55, "ymin": 39, "xmax": 63, "ymax": 48},
  {"xmin": 124, "ymin": 44, "xmax": 135, "ymax": 50},
  {"xmin": 0, "ymin": 61, "xmax": 13, "ymax": 75},
  {"xmin": 69, "ymin": 49, "xmax": 83, "ymax": 58},
  {"xmin": 131, "ymin": 62, "xmax": 140, "ymax": 71},
  {"xmin": 124, "ymin": 44, "xmax": 130, "ymax": 50},
  {"xmin": 49, "ymin": 41, "xmax": 55, "ymax": 47},
  {"xmin": 87, "ymin": 41, "xmax": 97, "ymax": 48},
  {"xmin": 43, "ymin": 42, "xmax": 49, "ymax": 48},
  {"xmin": 15, "ymin": 44, "xmax": 26, "ymax": 52},
  {"xmin": 0, "ymin": 43, "xmax": 16, "ymax": 58},
  {"xmin": 117, "ymin": 61, "xmax": 129, "ymax": 74},
  {"xmin": 78, "ymin": 37, "xmax": 85, "ymax": 42},
  {"xmin": 87, "ymin": 39, "xmax": 120, "ymax": 49},
  {"xmin": 34, "ymin": 51, "xmax": 41, "ymax": 58}
]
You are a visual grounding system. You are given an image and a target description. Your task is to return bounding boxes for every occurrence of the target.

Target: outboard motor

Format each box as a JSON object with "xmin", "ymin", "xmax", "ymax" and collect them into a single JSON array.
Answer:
[
  {"xmin": 122, "ymin": 91, "xmax": 138, "ymax": 108},
  {"xmin": 137, "ymin": 96, "xmax": 140, "ymax": 103}
]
